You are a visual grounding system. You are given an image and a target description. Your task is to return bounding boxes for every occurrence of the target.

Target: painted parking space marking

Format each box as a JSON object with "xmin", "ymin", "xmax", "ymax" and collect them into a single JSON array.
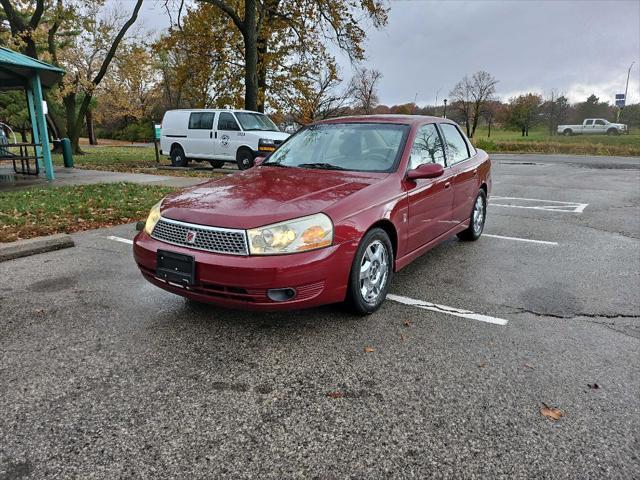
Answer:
[
  {"xmin": 490, "ymin": 196, "xmax": 588, "ymax": 213},
  {"xmin": 387, "ymin": 294, "xmax": 508, "ymax": 326},
  {"xmin": 483, "ymin": 234, "xmax": 558, "ymax": 246},
  {"xmin": 106, "ymin": 235, "xmax": 133, "ymax": 245}
]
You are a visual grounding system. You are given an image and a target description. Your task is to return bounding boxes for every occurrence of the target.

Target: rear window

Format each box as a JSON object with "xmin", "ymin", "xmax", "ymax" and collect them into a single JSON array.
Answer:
[
  {"xmin": 188, "ymin": 112, "xmax": 214, "ymax": 130},
  {"xmin": 439, "ymin": 123, "xmax": 470, "ymax": 165}
]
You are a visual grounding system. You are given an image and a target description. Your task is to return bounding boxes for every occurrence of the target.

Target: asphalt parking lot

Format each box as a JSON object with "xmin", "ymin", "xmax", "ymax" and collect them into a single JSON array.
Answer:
[{"xmin": 1, "ymin": 153, "xmax": 639, "ymax": 479}]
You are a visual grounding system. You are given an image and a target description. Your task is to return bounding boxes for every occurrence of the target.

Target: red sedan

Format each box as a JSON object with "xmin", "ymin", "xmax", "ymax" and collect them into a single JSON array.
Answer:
[{"xmin": 134, "ymin": 115, "xmax": 491, "ymax": 313}]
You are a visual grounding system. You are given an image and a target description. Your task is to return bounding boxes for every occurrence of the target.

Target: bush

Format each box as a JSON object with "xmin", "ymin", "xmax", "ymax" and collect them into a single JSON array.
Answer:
[{"xmin": 473, "ymin": 138, "xmax": 497, "ymax": 151}]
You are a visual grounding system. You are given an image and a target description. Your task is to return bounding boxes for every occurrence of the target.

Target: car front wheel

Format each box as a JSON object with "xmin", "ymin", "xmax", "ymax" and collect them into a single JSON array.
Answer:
[
  {"xmin": 457, "ymin": 190, "xmax": 487, "ymax": 241},
  {"xmin": 346, "ymin": 228, "xmax": 393, "ymax": 314},
  {"xmin": 236, "ymin": 149, "xmax": 255, "ymax": 170}
]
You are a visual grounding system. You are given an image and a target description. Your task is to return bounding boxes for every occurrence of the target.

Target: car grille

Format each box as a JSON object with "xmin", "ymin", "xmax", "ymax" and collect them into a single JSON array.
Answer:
[{"xmin": 151, "ymin": 218, "xmax": 248, "ymax": 255}]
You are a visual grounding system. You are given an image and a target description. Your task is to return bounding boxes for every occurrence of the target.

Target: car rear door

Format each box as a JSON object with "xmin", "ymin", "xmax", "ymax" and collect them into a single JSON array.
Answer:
[
  {"xmin": 594, "ymin": 119, "xmax": 606, "ymax": 133},
  {"xmin": 405, "ymin": 123, "xmax": 455, "ymax": 252},
  {"xmin": 439, "ymin": 123, "xmax": 478, "ymax": 225},
  {"xmin": 187, "ymin": 112, "xmax": 215, "ymax": 158}
]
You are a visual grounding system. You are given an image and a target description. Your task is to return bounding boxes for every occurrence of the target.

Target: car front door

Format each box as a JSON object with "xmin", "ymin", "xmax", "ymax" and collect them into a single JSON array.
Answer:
[
  {"xmin": 187, "ymin": 112, "xmax": 215, "ymax": 158},
  {"xmin": 215, "ymin": 112, "xmax": 242, "ymax": 160},
  {"xmin": 594, "ymin": 119, "xmax": 606, "ymax": 133},
  {"xmin": 584, "ymin": 119, "xmax": 594, "ymax": 133},
  {"xmin": 439, "ymin": 123, "xmax": 478, "ymax": 225},
  {"xmin": 405, "ymin": 123, "xmax": 455, "ymax": 252}
]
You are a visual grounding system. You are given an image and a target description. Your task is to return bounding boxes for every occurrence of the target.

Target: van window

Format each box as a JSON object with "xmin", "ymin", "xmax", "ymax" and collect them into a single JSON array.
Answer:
[
  {"xmin": 439, "ymin": 123, "xmax": 470, "ymax": 165},
  {"xmin": 218, "ymin": 112, "xmax": 240, "ymax": 131},
  {"xmin": 188, "ymin": 112, "xmax": 214, "ymax": 130}
]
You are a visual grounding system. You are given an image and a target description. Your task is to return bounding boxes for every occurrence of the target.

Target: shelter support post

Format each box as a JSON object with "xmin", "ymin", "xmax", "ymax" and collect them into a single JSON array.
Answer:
[{"xmin": 29, "ymin": 73, "xmax": 54, "ymax": 180}]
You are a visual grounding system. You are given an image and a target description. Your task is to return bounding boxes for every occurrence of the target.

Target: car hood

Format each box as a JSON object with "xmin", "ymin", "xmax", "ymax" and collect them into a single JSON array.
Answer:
[{"xmin": 160, "ymin": 166, "xmax": 384, "ymax": 229}]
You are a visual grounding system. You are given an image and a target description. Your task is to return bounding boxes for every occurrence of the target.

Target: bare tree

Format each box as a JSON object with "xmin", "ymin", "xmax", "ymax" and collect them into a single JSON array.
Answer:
[
  {"xmin": 449, "ymin": 71, "xmax": 497, "ymax": 138},
  {"xmin": 350, "ymin": 67, "xmax": 382, "ymax": 115}
]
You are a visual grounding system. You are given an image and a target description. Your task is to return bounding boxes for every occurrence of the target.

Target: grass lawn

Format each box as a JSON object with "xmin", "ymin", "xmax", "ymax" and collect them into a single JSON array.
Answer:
[
  {"xmin": 0, "ymin": 183, "xmax": 176, "ymax": 242},
  {"xmin": 471, "ymin": 127, "xmax": 640, "ymax": 156},
  {"xmin": 51, "ymin": 146, "xmax": 221, "ymax": 178}
]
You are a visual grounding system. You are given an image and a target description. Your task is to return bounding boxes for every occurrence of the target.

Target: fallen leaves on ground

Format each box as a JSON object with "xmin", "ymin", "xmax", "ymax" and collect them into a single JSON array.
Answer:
[
  {"xmin": 540, "ymin": 403, "xmax": 564, "ymax": 421},
  {"xmin": 327, "ymin": 391, "xmax": 344, "ymax": 399},
  {"xmin": 403, "ymin": 320, "xmax": 412, "ymax": 327},
  {"xmin": 478, "ymin": 362, "xmax": 487, "ymax": 368},
  {"xmin": 363, "ymin": 346, "xmax": 374, "ymax": 353},
  {"xmin": 524, "ymin": 363, "xmax": 535, "ymax": 369},
  {"xmin": 588, "ymin": 383, "xmax": 600, "ymax": 389}
]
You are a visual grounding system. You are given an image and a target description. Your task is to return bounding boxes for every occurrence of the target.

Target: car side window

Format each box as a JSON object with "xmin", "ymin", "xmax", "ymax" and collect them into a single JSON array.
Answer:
[
  {"xmin": 439, "ymin": 123, "xmax": 470, "ymax": 165},
  {"xmin": 595, "ymin": 119, "xmax": 605, "ymax": 126},
  {"xmin": 585, "ymin": 119, "xmax": 594, "ymax": 126},
  {"xmin": 218, "ymin": 112, "xmax": 240, "ymax": 131},
  {"xmin": 408, "ymin": 124, "xmax": 446, "ymax": 170},
  {"xmin": 188, "ymin": 112, "xmax": 214, "ymax": 130}
]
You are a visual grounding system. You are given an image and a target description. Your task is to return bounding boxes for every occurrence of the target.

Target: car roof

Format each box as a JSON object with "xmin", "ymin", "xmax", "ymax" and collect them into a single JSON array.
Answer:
[
  {"xmin": 167, "ymin": 109, "xmax": 266, "ymax": 114},
  {"xmin": 315, "ymin": 114, "xmax": 457, "ymax": 127}
]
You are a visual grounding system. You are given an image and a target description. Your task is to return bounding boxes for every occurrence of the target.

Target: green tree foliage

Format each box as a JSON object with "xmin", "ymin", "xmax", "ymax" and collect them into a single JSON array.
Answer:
[{"xmin": 505, "ymin": 93, "xmax": 543, "ymax": 136}]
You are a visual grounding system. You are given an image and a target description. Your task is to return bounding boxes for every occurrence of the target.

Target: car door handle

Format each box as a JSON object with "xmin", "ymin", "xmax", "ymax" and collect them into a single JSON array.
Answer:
[
  {"xmin": 444, "ymin": 182, "xmax": 451, "ymax": 189},
  {"xmin": 210, "ymin": 132, "xmax": 213, "ymax": 139}
]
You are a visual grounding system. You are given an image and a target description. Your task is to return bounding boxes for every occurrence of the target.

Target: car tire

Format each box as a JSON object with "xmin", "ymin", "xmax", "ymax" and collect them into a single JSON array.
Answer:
[
  {"xmin": 346, "ymin": 228, "xmax": 394, "ymax": 315},
  {"xmin": 170, "ymin": 146, "xmax": 188, "ymax": 167},
  {"xmin": 607, "ymin": 128, "xmax": 619, "ymax": 136},
  {"xmin": 236, "ymin": 148, "xmax": 255, "ymax": 170},
  {"xmin": 563, "ymin": 129, "xmax": 572, "ymax": 136},
  {"xmin": 209, "ymin": 160, "xmax": 225, "ymax": 169},
  {"xmin": 457, "ymin": 189, "xmax": 487, "ymax": 241}
]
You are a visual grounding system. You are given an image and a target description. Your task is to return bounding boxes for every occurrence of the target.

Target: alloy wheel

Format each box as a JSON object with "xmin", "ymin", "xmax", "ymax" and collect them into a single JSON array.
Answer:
[{"xmin": 359, "ymin": 240, "xmax": 389, "ymax": 304}]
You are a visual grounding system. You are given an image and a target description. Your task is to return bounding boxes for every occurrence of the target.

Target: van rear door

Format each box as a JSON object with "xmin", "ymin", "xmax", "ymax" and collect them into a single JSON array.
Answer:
[{"xmin": 187, "ymin": 112, "xmax": 215, "ymax": 159}]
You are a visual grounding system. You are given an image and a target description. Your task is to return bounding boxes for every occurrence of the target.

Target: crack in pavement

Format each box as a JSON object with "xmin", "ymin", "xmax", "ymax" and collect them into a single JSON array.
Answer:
[{"xmin": 504, "ymin": 305, "xmax": 640, "ymax": 320}]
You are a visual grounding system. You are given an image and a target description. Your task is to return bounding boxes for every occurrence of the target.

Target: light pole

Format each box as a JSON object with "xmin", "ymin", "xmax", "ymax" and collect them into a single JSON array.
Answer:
[
  {"xmin": 618, "ymin": 61, "xmax": 635, "ymax": 122},
  {"xmin": 443, "ymin": 99, "xmax": 447, "ymax": 118},
  {"xmin": 435, "ymin": 88, "xmax": 441, "ymax": 115}
]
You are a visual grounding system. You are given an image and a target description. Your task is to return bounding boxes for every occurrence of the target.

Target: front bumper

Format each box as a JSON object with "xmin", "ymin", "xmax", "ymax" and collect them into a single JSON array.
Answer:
[{"xmin": 133, "ymin": 231, "xmax": 357, "ymax": 311}]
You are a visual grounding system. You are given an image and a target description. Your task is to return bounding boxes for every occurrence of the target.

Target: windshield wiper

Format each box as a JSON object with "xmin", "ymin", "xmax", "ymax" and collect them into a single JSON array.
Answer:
[
  {"xmin": 261, "ymin": 162, "xmax": 290, "ymax": 167},
  {"xmin": 297, "ymin": 162, "xmax": 347, "ymax": 170}
]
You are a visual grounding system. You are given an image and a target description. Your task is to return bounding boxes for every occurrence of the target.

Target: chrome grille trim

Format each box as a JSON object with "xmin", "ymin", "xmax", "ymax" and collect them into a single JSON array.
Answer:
[{"xmin": 151, "ymin": 217, "xmax": 248, "ymax": 255}]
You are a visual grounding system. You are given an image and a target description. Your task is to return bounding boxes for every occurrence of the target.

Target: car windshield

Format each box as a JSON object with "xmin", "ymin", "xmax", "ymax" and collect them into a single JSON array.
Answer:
[
  {"xmin": 235, "ymin": 112, "xmax": 279, "ymax": 131},
  {"xmin": 263, "ymin": 123, "xmax": 409, "ymax": 172}
]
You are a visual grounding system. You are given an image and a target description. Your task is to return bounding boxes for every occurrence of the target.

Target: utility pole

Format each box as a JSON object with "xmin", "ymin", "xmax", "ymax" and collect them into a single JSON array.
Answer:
[
  {"xmin": 443, "ymin": 99, "xmax": 447, "ymax": 119},
  {"xmin": 435, "ymin": 88, "xmax": 441, "ymax": 116},
  {"xmin": 617, "ymin": 61, "xmax": 635, "ymax": 122}
]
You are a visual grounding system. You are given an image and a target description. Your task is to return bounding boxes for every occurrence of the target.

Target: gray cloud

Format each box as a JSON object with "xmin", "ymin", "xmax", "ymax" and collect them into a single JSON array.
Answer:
[{"xmin": 138, "ymin": 0, "xmax": 640, "ymax": 106}]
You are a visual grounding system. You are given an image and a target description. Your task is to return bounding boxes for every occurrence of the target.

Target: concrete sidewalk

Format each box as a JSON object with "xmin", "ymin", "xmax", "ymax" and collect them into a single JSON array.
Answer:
[{"xmin": 0, "ymin": 166, "xmax": 209, "ymax": 192}]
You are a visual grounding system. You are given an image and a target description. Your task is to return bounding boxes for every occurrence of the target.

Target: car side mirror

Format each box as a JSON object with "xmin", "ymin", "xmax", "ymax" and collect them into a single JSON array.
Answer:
[{"xmin": 407, "ymin": 163, "xmax": 444, "ymax": 180}]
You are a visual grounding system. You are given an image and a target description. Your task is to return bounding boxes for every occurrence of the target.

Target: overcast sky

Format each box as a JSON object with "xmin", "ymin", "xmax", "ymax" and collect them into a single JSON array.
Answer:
[{"xmin": 139, "ymin": 0, "xmax": 640, "ymax": 106}]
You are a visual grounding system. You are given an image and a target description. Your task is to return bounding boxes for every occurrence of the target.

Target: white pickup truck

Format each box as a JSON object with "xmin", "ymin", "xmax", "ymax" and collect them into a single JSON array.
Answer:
[{"xmin": 557, "ymin": 118, "xmax": 628, "ymax": 136}]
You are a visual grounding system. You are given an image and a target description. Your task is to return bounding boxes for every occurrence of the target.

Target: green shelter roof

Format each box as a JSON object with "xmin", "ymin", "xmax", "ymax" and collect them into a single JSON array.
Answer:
[{"xmin": 0, "ymin": 47, "xmax": 65, "ymax": 89}]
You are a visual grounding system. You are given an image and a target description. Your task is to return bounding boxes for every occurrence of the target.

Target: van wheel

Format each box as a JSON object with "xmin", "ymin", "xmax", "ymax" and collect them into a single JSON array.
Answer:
[
  {"xmin": 346, "ymin": 228, "xmax": 393, "ymax": 315},
  {"xmin": 170, "ymin": 146, "xmax": 188, "ymax": 167},
  {"xmin": 236, "ymin": 148, "xmax": 255, "ymax": 170},
  {"xmin": 457, "ymin": 190, "xmax": 487, "ymax": 241},
  {"xmin": 209, "ymin": 160, "xmax": 225, "ymax": 169}
]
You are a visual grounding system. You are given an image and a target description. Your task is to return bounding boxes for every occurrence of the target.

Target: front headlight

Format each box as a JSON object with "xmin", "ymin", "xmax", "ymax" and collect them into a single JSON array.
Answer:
[
  {"xmin": 144, "ymin": 200, "xmax": 162, "ymax": 235},
  {"xmin": 247, "ymin": 213, "xmax": 333, "ymax": 255},
  {"xmin": 258, "ymin": 138, "xmax": 276, "ymax": 152}
]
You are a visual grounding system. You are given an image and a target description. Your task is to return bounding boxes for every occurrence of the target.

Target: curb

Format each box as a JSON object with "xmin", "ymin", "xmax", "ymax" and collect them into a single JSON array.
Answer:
[{"xmin": 0, "ymin": 234, "xmax": 75, "ymax": 262}]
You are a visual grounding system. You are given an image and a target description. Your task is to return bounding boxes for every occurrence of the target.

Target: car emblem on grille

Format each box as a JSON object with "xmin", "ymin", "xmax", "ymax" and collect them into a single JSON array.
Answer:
[{"xmin": 185, "ymin": 230, "xmax": 197, "ymax": 244}]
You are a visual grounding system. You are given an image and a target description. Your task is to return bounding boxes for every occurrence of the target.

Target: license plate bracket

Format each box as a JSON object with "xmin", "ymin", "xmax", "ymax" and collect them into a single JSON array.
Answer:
[{"xmin": 156, "ymin": 250, "xmax": 195, "ymax": 286}]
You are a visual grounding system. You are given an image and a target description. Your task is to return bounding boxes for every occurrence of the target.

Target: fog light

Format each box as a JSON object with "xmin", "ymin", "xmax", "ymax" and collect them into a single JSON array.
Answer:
[{"xmin": 267, "ymin": 288, "xmax": 296, "ymax": 302}]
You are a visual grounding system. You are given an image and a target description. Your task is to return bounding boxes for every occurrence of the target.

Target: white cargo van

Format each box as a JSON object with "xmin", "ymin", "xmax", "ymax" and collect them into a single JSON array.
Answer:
[{"xmin": 159, "ymin": 109, "xmax": 290, "ymax": 170}]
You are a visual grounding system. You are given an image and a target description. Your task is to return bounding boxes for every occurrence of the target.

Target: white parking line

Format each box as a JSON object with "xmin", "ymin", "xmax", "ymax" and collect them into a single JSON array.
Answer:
[
  {"xmin": 387, "ymin": 294, "xmax": 508, "ymax": 326},
  {"xmin": 483, "ymin": 234, "xmax": 558, "ymax": 246},
  {"xmin": 106, "ymin": 235, "xmax": 133, "ymax": 245},
  {"xmin": 491, "ymin": 196, "xmax": 588, "ymax": 213}
]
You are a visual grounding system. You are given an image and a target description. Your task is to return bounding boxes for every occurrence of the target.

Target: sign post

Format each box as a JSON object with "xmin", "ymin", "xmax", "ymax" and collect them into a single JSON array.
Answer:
[{"xmin": 153, "ymin": 123, "xmax": 161, "ymax": 163}]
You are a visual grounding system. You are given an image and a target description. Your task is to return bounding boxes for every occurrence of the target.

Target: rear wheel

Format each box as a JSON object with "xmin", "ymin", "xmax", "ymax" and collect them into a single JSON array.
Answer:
[
  {"xmin": 563, "ymin": 129, "xmax": 572, "ymax": 136},
  {"xmin": 208, "ymin": 160, "xmax": 225, "ymax": 169},
  {"xmin": 457, "ymin": 190, "xmax": 487, "ymax": 241},
  {"xmin": 346, "ymin": 228, "xmax": 393, "ymax": 315},
  {"xmin": 236, "ymin": 148, "xmax": 255, "ymax": 170},
  {"xmin": 170, "ymin": 146, "xmax": 188, "ymax": 167}
]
